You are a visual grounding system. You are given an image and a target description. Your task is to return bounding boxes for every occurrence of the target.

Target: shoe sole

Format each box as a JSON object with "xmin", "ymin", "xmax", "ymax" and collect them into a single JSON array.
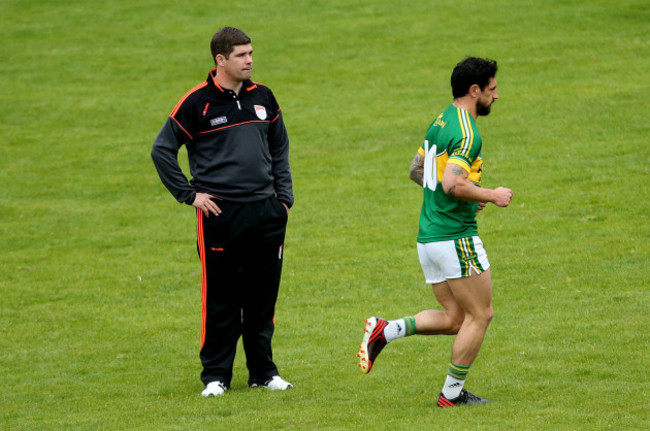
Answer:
[
  {"xmin": 357, "ymin": 317, "xmax": 378, "ymax": 374},
  {"xmin": 201, "ymin": 388, "xmax": 226, "ymax": 397},
  {"xmin": 437, "ymin": 392, "xmax": 489, "ymax": 407},
  {"xmin": 201, "ymin": 391, "xmax": 225, "ymax": 397},
  {"xmin": 201, "ymin": 381, "xmax": 227, "ymax": 397},
  {"xmin": 250, "ymin": 377, "xmax": 294, "ymax": 390}
]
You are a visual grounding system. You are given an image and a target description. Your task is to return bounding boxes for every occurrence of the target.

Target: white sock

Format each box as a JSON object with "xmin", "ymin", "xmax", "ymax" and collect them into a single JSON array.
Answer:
[
  {"xmin": 383, "ymin": 319, "xmax": 407, "ymax": 343},
  {"xmin": 441, "ymin": 375, "xmax": 465, "ymax": 400}
]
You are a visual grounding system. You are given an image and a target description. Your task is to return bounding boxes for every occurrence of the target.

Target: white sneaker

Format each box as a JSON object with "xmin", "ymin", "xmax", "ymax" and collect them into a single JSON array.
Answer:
[
  {"xmin": 201, "ymin": 381, "xmax": 227, "ymax": 397},
  {"xmin": 251, "ymin": 375, "xmax": 294, "ymax": 390}
]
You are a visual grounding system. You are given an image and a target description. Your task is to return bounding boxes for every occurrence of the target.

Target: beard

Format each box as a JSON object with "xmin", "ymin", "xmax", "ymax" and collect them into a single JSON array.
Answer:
[{"xmin": 476, "ymin": 99, "xmax": 492, "ymax": 116}]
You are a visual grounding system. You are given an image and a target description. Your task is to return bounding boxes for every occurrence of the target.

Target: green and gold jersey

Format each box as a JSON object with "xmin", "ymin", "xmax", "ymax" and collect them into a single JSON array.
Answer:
[{"xmin": 416, "ymin": 104, "xmax": 483, "ymax": 242}]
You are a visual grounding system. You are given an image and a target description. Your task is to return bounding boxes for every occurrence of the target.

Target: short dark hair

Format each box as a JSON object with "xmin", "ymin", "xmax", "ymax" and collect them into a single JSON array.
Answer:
[
  {"xmin": 210, "ymin": 27, "xmax": 251, "ymax": 63},
  {"xmin": 451, "ymin": 57, "xmax": 498, "ymax": 98}
]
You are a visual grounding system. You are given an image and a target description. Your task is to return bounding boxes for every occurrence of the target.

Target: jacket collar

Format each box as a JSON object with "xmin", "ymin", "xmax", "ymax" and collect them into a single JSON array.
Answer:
[{"xmin": 207, "ymin": 69, "xmax": 257, "ymax": 94}]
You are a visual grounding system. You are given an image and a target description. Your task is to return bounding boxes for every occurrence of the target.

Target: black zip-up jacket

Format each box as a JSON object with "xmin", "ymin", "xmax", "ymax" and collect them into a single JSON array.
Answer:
[{"xmin": 151, "ymin": 70, "xmax": 293, "ymax": 208}]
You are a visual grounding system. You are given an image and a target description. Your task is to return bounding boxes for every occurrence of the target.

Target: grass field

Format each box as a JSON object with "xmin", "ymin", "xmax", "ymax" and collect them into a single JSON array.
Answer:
[{"xmin": 1, "ymin": 0, "xmax": 648, "ymax": 429}]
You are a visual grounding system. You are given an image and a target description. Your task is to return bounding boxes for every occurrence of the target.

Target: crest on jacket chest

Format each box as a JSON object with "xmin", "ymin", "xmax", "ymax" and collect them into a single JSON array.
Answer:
[{"xmin": 254, "ymin": 105, "xmax": 267, "ymax": 120}]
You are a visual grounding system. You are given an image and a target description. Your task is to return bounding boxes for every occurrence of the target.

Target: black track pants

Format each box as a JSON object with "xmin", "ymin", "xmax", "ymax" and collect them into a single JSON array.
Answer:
[{"xmin": 196, "ymin": 196, "xmax": 288, "ymax": 387}]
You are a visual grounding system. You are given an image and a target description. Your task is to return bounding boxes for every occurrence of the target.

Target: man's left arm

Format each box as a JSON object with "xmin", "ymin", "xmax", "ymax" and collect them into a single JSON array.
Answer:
[
  {"xmin": 442, "ymin": 162, "xmax": 512, "ymax": 207},
  {"xmin": 268, "ymin": 109, "xmax": 294, "ymax": 209}
]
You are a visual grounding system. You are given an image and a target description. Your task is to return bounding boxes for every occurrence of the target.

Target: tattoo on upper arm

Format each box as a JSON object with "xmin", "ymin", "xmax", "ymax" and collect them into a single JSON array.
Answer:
[
  {"xmin": 443, "ymin": 163, "xmax": 467, "ymax": 197},
  {"xmin": 409, "ymin": 153, "xmax": 424, "ymax": 186},
  {"xmin": 451, "ymin": 164, "xmax": 465, "ymax": 176}
]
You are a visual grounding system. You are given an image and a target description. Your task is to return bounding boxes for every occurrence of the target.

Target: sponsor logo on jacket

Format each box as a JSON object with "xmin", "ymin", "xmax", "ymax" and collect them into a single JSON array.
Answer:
[{"xmin": 210, "ymin": 116, "xmax": 227, "ymax": 126}]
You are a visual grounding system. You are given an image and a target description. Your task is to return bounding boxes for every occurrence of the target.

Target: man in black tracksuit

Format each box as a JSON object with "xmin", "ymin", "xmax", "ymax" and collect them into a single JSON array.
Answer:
[{"xmin": 151, "ymin": 27, "xmax": 294, "ymax": 397}]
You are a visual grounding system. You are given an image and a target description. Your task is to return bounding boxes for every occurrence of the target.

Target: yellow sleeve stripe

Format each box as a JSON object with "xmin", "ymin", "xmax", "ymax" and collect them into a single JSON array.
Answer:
[
  {"xmin": 448, "ymin": 158, "xmax": 470, "ymax": 173},
  {"xmin": 456, "ymin": 108, "xmax": 474, "ymax": 157},
  {"xmin": 418, "ymin": 147, "xmax": 425, "ymax": 156}
]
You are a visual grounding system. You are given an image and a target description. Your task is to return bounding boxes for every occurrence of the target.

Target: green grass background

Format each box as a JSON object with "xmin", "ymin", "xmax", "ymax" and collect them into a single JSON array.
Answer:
[{"xmin": 1, "ymin": 0, "xmax": 648, "ymax": 429}]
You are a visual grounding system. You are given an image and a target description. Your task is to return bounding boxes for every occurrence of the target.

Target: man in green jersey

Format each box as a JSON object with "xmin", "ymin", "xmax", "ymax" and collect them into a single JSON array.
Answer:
[{"xmin": 357, "ymin": 57, "xmax": 512, "ymax": 407}]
